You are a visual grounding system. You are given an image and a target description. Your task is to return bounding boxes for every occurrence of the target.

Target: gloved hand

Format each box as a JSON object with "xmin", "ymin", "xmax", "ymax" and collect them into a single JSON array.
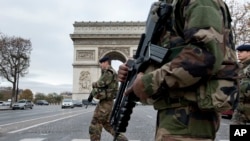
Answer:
[
  {"xmin": 118, "ymin": 63, "xmax": 129, "ymax": 82},
  {"xmin": 124, "ymin": 72, "xmax": 148, "ymax": 101},
  {"xmin": 87, "ymin": 94, "xmax": 93, "ymax": 102}
]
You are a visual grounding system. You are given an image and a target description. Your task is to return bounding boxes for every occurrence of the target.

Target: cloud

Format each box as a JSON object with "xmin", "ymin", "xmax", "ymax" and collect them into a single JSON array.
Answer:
[
  {"xmin": 0, "ymin": 0, "xmax": 155, "ymax": 94},
  {"xmin": 19, "ymin": 80, "xmax": 72, "ymax": 94}
]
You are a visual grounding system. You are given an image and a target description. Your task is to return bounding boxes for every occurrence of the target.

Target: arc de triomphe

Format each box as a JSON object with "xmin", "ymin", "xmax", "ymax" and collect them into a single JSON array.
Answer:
[{"xmin": 70, "ymin": 21, "xmax": 145, "ymax": 100}]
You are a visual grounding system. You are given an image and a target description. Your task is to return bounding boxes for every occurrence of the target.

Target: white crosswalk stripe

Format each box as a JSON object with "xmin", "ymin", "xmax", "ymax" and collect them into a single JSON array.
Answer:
[
  {"xmin": 18, "ymin": 138, "xmax": 230, "ymax": 141},
  {"xmin": 20, "ymin": 138, "xmax": 45, "ymax": 141},
  {"xmin": 20, "ymin": 138, "xmax": 140, "ymax": 141},
  {"xmin": 73, "ymin": 140, "xmax": 140, "ymax": 141},
  {"xmin": 71, "ymin": 140, "xmax": 140, "ymax": 141}
]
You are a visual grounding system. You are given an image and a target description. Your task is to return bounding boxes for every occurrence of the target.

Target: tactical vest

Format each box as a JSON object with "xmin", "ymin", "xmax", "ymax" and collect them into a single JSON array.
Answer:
[
  {"xmin": 93, "ymin": 66, "xmax": 118, "ymax": 100},
  {"xmin": 238, "ymin": 59, "xmax": 250, "ymax": 102}
]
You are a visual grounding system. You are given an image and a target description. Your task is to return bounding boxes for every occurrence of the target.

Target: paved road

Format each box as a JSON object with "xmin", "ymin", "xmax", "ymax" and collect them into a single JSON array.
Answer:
[{"xmin": 0, "ymin": 105, "xmax": 231, "ymax": 141}]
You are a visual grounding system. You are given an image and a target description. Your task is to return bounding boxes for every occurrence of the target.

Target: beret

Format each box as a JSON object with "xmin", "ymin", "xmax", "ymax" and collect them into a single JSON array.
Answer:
[
  {"xmin": 236, "ymin": 44, "xmax": 250, "ymax": 51},
  {"xmin": 99, "ymin": 56, "xmax": 110, "ymax": 63}
]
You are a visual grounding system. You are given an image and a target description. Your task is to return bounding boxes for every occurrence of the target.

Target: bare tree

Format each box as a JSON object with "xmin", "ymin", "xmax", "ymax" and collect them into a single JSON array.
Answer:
[
  {"xmin": 226, "ymin": 0, "xmax": 250, "ymax": 46},
  {"xmin": 0, "ymin": 34, "xmax": 32, "ymax": 106}
]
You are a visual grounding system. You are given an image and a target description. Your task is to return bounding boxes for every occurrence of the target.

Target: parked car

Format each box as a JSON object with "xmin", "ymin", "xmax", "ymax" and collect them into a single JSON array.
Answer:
[
  {"xmin": 36, "ymin": 100, "xmax": 49, "ymax": 105},
  {"xmin": 12, "ymin": 99, "xmax": 33, "ymax": 110},
  {"xmin": 61, "ymin": 99, "xmax": 74, "ymax": 109},
  {"xmin": 0, "ymin": 101, "xmax": 4, "ymax": 106},
  {"xmin": 2, "ymin": 101, "xmax": 11, "ymax": 106},
  {"xmin": 73, "ymin": 100, "xmax": 83, "ymax": 107}
]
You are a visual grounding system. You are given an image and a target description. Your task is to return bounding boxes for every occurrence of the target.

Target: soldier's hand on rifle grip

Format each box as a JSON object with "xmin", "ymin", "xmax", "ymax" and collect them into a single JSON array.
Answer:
[
  {"xmin": 124, "ymin": 72, "xmax": 148, "ymax": 101},
  {"xmin": 118, "ymin": 63, "xmax": 129, "ymax": 82},
  {"xmin": 88, "ymin": 94, "xmax": 93, "ymax": 102}
]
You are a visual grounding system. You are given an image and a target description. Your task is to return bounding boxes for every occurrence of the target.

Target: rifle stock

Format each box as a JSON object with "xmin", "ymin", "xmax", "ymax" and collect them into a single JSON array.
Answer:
[{"xmin": 110, "ymin": 2, "xmax": 173, "ymax": 140}]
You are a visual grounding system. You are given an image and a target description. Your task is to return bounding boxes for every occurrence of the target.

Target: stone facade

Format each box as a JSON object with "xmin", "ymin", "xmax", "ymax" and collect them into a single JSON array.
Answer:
[{"xmin": 70, "ymin": 21, "xmax": 145, "ymax": 100}]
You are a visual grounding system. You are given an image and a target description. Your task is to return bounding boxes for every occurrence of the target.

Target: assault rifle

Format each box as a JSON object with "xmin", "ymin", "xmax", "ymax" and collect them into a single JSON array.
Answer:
[
  {"xmin": 110, "ymin": 2, "xmax": 173, "ymax": 141},
  {"xmin": 85, "ymin": 92, "xmax": 94, "ymax": 109}
]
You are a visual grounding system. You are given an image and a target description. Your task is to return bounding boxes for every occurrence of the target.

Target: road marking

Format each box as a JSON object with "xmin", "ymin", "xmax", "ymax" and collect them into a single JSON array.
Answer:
[
  {"xmin": 19, "ymin": 139, "xmax": 139, "ymax": 141},
  {"xmin": 8, "ymin": 113, "xmax": 84, "ymax": 133},
  {"xmin": 147, "ymin": 115, "xmax": 153, "ymax": 119},
  {"xmin": 20, "ymin": 138, "xmax": 45, "ymax": 141},
  {"xmin": 72, "ymin": 139, "xmax": 141, "ymax": 141},
  {"xmin": 0, "ymin": 109, "xmax": 93, "ymax": 127},
  {"xmin": 220, "ymin": 122, "xmax": 228, "ymax": 126},
  {"xmin": 19, "ymin": 139, "xmax": 228, "ymax": 141}
]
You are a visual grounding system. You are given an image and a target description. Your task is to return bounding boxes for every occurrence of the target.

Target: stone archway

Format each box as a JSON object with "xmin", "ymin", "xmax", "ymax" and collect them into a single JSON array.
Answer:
[{"xmin": 70, "ymin": 21, "xmax": 145, "ymax": 100}]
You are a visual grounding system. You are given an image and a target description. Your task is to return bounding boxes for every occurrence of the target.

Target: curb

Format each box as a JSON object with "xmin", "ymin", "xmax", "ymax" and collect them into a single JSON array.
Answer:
[{"xmin": 0, "ymin": 107, "xmax": 12, "ymax": 110}]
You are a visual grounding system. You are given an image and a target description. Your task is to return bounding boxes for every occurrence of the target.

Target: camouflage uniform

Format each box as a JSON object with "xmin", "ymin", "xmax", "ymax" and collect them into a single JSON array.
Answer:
[
  {"xmin": 139, "ymin": 0, "xmax": 238, "ymax": 140},
  {"xmin": 231, "ymin": 59, "xmax": 250, "ymax": 124},
  {"xmin": 89, "ymin": 65, "xmax": 128, "ymax": 141}
]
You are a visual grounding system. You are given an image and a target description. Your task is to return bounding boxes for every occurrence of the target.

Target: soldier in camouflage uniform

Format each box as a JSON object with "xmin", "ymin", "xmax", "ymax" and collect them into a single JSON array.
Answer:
[
  {"xmin": 89, "ymin": 56, "xmax": 128, "ymax": 141},
  {"xmin": 231, "ymin": 44, "xmax": 250, "ymax": 125},
  {"xmin": 118, "ymin": 0, "xmax": 238, "ymax": 140}
]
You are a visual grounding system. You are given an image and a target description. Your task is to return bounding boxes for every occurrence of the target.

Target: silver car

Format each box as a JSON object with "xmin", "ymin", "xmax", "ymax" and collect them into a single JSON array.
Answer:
[
  {"xmin": 61, "ymin": 99, "xmax": 74, "ymax": 109},
  {"xmin": 12, "ymin": 99, "xmax": 33, "ymax": 110}
]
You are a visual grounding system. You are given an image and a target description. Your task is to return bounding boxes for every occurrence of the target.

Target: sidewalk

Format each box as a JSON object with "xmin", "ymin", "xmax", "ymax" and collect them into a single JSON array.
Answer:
[{"xmin": 0, "ymin": 106, "xmax": 11, "ymax": 110}]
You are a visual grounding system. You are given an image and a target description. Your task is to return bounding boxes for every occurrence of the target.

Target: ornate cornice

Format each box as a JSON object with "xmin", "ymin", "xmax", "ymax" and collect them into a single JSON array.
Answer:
[
  {"xmin": 73, "ymin": 21, "xmax": 145, "ymax": 26},
  {"xmin": 73, "ymin": 38, "xmax": 140, "ymax": 45},
  {"xmin": 71, "ymin": 21, "xmax": 145, "ymax": 35}
]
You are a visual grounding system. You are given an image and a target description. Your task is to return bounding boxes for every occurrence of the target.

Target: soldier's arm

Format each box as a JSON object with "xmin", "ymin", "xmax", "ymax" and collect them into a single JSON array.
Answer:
[
  {"xmin": 240, "ymin": 79, "xmax": 250, "ymax": 96},
  {"xmin": 139, "ymin": 0, "xmax": 228, "ymax": 97},
  {"xmin": 92, "ymin": 70, "xmax": 113, "ymax": 88}
]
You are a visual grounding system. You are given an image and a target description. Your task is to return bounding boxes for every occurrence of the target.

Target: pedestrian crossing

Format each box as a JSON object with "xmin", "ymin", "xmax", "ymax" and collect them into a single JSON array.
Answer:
[
  {"xmin": 17, "ymin": 138, "xmax": 229, "ymax": 141},
  {"xmin": 19, "ymin": 138, "xmax": 140, "ymax": 141}
]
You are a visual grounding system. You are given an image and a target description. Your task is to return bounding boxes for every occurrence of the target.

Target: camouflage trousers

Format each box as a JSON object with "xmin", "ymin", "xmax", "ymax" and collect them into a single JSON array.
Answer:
[
  {"xmin": 89, "ymin": 99, "xmax": 128, "ymax": 141},
  {"xmin": 231, "ymin": 103, "xmax": 250, "ymax": 125},
  {"xmin": 155, "ymin": 105, "xmax": 220, "ymax": 141}
]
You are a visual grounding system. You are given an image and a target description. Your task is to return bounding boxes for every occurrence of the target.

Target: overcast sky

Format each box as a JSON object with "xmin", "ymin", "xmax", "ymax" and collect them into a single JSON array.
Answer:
[
  {"xmin": 1, "ymin": 0, "xmax": 249, "ymax": 94},
  {"xmin": 0, "ymin": 0, "xmax": 156, "ymax": 94}
]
